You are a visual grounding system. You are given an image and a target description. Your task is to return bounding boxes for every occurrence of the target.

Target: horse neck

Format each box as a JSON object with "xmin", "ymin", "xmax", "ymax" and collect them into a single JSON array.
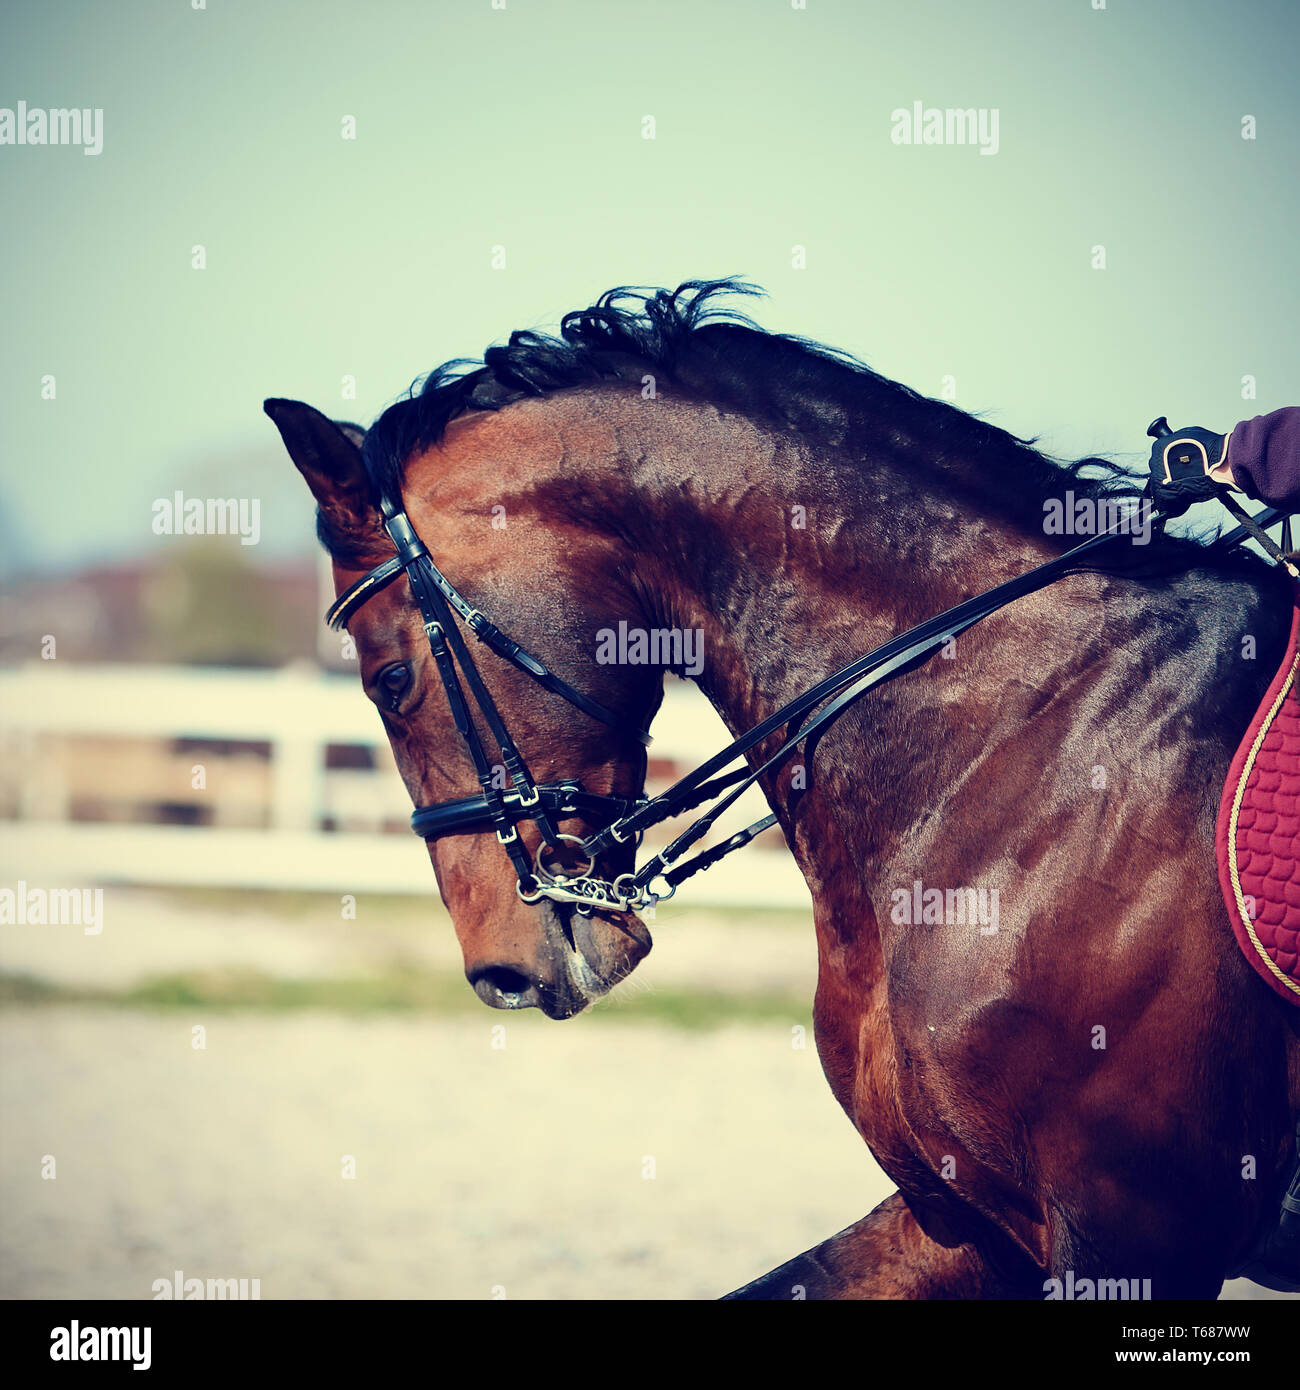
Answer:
[{"xmin": 606, "ymin": 393, "xmax": 1057, "ymax": 754}]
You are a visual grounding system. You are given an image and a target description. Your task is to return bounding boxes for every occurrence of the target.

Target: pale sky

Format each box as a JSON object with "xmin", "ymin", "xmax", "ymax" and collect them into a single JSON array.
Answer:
[{"xmin": 2, "ymin": 0, "xmax": 1297, "ymax": 575}]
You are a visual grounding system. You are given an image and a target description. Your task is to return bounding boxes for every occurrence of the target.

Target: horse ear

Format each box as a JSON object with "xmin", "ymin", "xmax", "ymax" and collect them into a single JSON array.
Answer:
[{"xmin": 264, "ymin": 398, "xmax": 381, "ymax": 554}]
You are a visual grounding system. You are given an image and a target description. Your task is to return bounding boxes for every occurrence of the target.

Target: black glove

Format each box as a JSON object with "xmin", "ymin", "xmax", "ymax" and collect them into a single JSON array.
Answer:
[{"xmin": 1147, "ymin": 424, "xmax": 1229, "ymax": 517}]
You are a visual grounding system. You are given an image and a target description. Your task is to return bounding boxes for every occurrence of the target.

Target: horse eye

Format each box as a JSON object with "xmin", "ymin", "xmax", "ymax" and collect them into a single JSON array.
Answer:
[{"xmin": 378, "ymin": 663, "xmax": 412, "ymax": 711}]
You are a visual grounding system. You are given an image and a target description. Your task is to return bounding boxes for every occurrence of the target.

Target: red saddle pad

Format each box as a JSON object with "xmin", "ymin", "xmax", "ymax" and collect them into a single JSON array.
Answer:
[{"xmin": 1216, "ymin": 586, "xmax": 1300, "ymax": 1005}]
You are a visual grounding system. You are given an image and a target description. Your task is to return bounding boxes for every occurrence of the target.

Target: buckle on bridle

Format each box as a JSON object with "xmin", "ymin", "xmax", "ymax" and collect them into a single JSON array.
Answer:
[{"xmin": 496, "ymin": 825, "xmax": 519, "ymax": 846}]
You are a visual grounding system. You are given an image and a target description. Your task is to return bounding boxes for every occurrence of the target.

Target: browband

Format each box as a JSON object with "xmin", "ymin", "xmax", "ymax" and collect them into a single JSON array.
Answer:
[{"xmin": 326, "ymin": 556, "xmax": 405, "ymax": 630}]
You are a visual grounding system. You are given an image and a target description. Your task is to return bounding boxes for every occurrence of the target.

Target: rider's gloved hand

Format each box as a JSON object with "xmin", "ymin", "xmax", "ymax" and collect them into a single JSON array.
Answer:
[{"xmin": 1147, "ymin": 425, "xmax": 1230, "ymax": 517}]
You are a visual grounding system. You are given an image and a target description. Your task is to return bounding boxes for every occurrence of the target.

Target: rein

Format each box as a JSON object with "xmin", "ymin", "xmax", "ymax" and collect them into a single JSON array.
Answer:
[{"xmin": 327, "ymin": 490, "xmax": 1296, "ymax": 916}]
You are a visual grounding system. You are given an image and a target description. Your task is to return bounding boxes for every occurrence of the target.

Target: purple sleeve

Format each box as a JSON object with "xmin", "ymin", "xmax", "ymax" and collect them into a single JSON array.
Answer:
[{"xmin": 1228, "ymin": 406, "xmax": 1300, "ymax": 507}]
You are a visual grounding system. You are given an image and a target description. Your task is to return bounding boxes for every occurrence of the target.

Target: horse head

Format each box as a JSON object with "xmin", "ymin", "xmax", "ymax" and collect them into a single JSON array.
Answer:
[{"xmin": 268, "ymin": 395, "xmax": 664, "ymax": 1018}]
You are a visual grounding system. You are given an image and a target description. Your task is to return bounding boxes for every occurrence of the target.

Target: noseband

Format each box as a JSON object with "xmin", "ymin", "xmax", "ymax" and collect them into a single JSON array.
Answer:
[{"xmin": 328, "ymin": 489, "xmax": 1297, "ymax": 916}]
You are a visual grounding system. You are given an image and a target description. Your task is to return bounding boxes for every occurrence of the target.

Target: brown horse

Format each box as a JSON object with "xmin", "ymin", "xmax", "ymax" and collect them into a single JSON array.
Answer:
[{"xmin": 269, "ymin": 281, "xmax": 1300, "ymax": 1299}]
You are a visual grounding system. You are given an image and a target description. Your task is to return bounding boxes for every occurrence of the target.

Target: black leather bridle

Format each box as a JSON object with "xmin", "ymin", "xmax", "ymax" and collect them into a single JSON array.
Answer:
[
  {"xmin": 327, "ymin": 498, "xmax": 654, "ymax": 907},
  {"xmin": 328, "ymin": 488, "xmax": 1296, "ymax": 917}
]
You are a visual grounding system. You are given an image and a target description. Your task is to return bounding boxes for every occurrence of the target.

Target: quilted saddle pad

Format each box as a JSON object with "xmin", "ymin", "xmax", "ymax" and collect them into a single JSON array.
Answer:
[{"xmin": 1216, "ymin": 586, "xmax": 1300, "ymax": 1005}]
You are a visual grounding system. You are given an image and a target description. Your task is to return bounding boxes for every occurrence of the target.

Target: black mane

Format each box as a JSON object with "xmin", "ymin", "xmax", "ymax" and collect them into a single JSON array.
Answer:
[
  {"xmin": 342, "ymin": 278, "xmax": 1262, "ymax": 584},
  {"xmin": 361, "ymin": 278, "xmax": 1135, "ymax": 498}
]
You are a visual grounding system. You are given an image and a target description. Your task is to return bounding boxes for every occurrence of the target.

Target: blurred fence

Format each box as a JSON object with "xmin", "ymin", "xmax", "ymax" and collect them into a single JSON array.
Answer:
[{"xmin": 0, "ymin": 662, "xmax": 809, "ymax": 906}]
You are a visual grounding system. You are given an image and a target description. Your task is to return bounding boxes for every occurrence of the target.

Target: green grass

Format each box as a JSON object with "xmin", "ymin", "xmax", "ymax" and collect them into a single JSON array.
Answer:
[
  {"xmin": 0, "ymin": 967, "xmax": 811, "ymax": 1030},
  {"xmin": 0, "ymin": 886, "xmax": 815, "ymax": 1028}
]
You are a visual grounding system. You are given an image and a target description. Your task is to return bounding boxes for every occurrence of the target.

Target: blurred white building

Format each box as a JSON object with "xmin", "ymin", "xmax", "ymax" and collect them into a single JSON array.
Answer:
[{"xmin": 0, "ymin": 662, "xmax": 806, "ymax": 906}]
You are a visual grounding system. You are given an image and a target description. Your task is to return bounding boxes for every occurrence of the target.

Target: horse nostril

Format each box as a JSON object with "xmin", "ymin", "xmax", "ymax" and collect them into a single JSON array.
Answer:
[{"xmin": 471, "ymin": 965, "xmax": 534, "ymax": 1004}]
